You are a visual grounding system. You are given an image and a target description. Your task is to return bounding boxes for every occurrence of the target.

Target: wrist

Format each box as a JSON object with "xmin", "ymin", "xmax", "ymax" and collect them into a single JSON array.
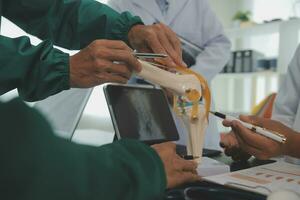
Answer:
[
  {"xmin": 127, "ymin": 24, "xmax": 145, "ymax": 48},
  {"xmin": 69, "ymin": 55, "xmax": 76, "ymax": 88},
  {"xmin": 283, "ymin": 131, "xmax": 300, "ymax": 157}
]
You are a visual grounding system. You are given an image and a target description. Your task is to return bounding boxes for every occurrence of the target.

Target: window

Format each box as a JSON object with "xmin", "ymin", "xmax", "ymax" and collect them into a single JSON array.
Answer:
[{"xmin": 252, "ymin": 0, "xmax": 298, "ymax": 23}]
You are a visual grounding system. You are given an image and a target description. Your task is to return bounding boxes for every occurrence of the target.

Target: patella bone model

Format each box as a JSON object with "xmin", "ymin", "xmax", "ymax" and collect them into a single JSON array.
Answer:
[{"xmin": 137, "ymin": 60, "xmax": 211, "ymax": 163}]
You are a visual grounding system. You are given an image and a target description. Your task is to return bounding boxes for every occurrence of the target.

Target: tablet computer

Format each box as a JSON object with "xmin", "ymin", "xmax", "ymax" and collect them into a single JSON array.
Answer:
[{"xmin": 103, "ymin": 84, "xmax": 179, "ymax": 144}]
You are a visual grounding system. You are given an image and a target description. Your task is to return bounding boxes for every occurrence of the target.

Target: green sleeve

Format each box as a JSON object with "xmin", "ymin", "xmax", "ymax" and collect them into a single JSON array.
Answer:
[
  {"xmin": 0, "ymin": 35, "xmax": 70, "ymax": 101},
  {"xmin": 0, "ymin": 99, "xmax": 166, "ymax": 200},
  {"xmin": 0, "ymin": 0, "xmax": 142, "ymax": 101},
  {"xmin": 2, "ymin": 0, "xmax": 143, "ymax": 49}
]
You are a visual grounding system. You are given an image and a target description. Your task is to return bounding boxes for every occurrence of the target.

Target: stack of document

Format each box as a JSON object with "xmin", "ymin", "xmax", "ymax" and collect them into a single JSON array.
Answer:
[
  {"xmin": 203, "ymin": 161, "xmax": 300, "ymax": 196},
  {"xmin": 197, "ymin": 157, "xmax": 230, "ymax": 177}
]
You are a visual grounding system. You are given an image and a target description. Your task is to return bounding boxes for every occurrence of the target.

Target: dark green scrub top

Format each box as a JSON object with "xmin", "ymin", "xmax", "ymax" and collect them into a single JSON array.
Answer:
[
  {"xmin": 0, "ymin": 99, "xmax": 166, "ymax": 200},
  {"xmin": 0, "ymin": 0, "xmax": 142, "ymax": 101}
]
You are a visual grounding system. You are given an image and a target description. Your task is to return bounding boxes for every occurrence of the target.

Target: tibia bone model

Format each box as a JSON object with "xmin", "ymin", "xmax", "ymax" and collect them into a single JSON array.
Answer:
[{"xmin": 137, "ymin": 60, "xmax": 211, "ymax": 163}]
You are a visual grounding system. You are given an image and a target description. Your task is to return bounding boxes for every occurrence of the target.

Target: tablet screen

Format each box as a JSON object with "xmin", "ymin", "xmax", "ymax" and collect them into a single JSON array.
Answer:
[{"xmin": 104, "ymin": 85, "xmax": 179, "ymax": 143}]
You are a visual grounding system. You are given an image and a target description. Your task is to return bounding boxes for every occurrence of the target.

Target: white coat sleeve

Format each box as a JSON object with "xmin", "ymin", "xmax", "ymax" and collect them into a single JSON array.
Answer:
[
  {"xmin": 190, "ymin": 0, "xmax": 231, "ymax": 82},
  {"xmin": 272, "ymin": 46, "xmax": 300, "ymax": 128}
]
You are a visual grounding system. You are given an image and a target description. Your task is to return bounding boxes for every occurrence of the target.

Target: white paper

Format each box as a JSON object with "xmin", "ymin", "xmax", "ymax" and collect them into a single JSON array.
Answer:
[
  {"xmin": 197, "ymin": 157, "xmax": 230, "ymax": 177},
  {"xmin": 204, "ymin": 161, "xmax": 300, "ymax": 195}
]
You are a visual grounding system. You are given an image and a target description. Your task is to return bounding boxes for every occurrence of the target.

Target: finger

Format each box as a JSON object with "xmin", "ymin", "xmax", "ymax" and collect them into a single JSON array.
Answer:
[
  {"xmin": 145, "ymin": 33, "xmax": 177, "ymax": 68},
  {"xmin": 95, "ymin": 73, "xmax": 128, "ymax": 84},
  {"xmin": 93, "ymin": 40, "xmax": 132, "ymax": 51},
  {"xmin": 107, "ymin": 74, "xmax": 129, "ymax": 84},
  {"xmin": 137, "ymin": 46, "xmax": 153, "ymax": 53},
  {"xmin": 152, "ymin": 142, "xmax": 176, "ymax": 153},
  {"xmin": 167, "ymin": 172, "xmax": 200, "ymax": 189},
  {"xmin": 220, "ymin": 132, "xmax": 237, "ymax": 148},
  {"xmin": 162, "ymin": 142, "xmax": 177, "ymax": 150},
  {"xmin": 234, "ymin": 130, "xmax": 261, "ymax": 155},
  {"xmin": 93, "ymin": 60, "xmax": 132, "ymax": 80},
  {"xmin": 158, "ymin": 24, "xmax": 182, "ymax": 54},
  {"xmin": 156, "ymin": 27, "xmax": 181, "ymax": 66},
  {"xmin": 222, "ymin": 119, "xmax": 233, "ymax": 127},
  {"xmin": 159, "ymin": 24, "xmax": 183, "ymax": 65},
  {"xmin": 103, "ymin": 63, "xmax": 132, "ymax": 80},
  {"xmin": 176, "ymin": 158, "xmax": 198, "ymax": 172},
  {"xmin": 235, "ymin": 133, "xmax": 268, "ymax": 160},
  {"xmin": 191, "ymin": 169, "xmax": 198, "ymax": 175},
  {"xmin": 97, "ymin": 49, "xmax": 142, "ymax": 72},
  {"xmin": 232, "ymin": 121, "xmax": 271, "ymax": 150},
  {"xmin": 225, "ymin": 137, "xmax": 251, "ymax": 161},
  {"xmin": 224, "ymin": 146, "xmax": 239, "ymax": 157},
  {"xmin": 156, "ymin": 57, "xmax": 176, "ymax": 69},
  {"xmin": 227, "ymin": 132, "xmax": 239, "ymax": 148},
  {"xmin": 166, "ymin": 142, "xmax": 177, "ymax": 148},
  {"xmin": 177, "ymin": 172, "xmax": 201, "ymax": 185}
]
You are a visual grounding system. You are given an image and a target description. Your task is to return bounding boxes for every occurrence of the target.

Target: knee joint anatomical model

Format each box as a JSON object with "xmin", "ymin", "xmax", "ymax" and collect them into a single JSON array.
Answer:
[{"xmin": 137, "ymin": 60, "xmax": 211, "ymax": 163}]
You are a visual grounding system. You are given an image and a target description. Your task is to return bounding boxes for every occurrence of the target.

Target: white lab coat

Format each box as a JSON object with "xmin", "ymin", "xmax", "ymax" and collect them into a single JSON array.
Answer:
[
  {"xmin": 272, "ymin": 45, "xmax": 300, "ymax": 132},
  {"xmin": 108, "ymin": 0, "xmax": 231, "ymax": 149},
  {"xmin": 108, "ymin": 0, "xmax": 231, "ymax": 82},
  {"xmin": 272, "ymin": 45, "xmax": 300, "ymax": 164}
]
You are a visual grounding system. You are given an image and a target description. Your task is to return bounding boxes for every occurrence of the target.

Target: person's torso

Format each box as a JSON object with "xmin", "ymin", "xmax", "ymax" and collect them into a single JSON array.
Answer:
[
  {"xmin": 119, "ymin": 0, "xmax": 205, "ymax": 47},
  {"xmin": 272, "ymin": 46, "xmax": 300, "ymax": 132},
  {"xmin": 292, "ymin": 103, "xmax": 300, "ymax": 132},
  {"xmin": 291, "ymin": 58, "xmax": 300, "ymax": 132}
]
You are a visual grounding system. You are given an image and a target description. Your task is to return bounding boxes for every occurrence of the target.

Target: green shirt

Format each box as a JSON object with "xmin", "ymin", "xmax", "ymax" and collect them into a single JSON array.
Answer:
[
  {"xmin": 0, "ymin": 99, "xmax": 166, "ymax": 200},
  {"xmin": 0, "ymin": 0, "xmax": 142, "ymax": 101}
]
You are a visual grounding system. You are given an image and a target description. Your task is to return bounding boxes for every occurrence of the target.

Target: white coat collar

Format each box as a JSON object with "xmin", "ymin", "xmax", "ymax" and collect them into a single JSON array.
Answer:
[
  {"xmin": 130, "ymin": 0, "xmax": 189, "ymax": 25},
  {"xmin": 165, "ymin": 0, "xmax": 189, "ymax": 25},
  {"xmin": 130, "ymin": 0, "xmax": 165, "ymax": 23}
]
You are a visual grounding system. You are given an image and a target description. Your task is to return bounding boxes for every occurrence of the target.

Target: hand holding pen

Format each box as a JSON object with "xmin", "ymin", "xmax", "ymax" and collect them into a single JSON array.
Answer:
[
  {"xmin": 210, "ymin": 111, "xmax": 286, "ymax": 143},
  {"xmin": 218, "ymin": 115, "xmax": 298, "ymax": 160}
]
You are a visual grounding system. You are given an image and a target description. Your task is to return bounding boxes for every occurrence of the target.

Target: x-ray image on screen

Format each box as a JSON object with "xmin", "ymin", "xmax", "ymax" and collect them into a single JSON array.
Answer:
[{"xmin": 104, "ymin": 85, "xmax": 179, "ymax": 143}]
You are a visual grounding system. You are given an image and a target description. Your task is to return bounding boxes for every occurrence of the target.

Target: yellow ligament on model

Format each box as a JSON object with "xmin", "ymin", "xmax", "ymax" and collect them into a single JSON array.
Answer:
[
  {"xmin": 173, "ymin": 65, "xmax": 211, "ymax": 122},
  {"xmin": 144, "ymin": 60, "xmax": 211, "ymax": 121}
]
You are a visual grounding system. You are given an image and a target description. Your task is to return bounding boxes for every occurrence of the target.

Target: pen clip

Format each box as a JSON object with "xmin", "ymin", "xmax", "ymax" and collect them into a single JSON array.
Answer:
[{"xmin": 262, "ymin": 128, "xmax": 287, "ymax": 142}]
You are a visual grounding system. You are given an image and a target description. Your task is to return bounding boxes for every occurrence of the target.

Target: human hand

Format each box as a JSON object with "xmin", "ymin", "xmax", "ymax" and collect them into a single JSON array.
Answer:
[
  {"xmin": 128, "ymin": 23, "xmax": 186, "ymax": 68},
  {"xmin": 222, "ymin": 115, "xmax": 297, "ymax": 160},
  {"xmin": 151, "ymin": 142, "xmax": 200, "ymax": 189},
  {"xmin": 220, "ymin": 131, "xmax": 251, "ymax": 161},
  {"xmin": 69, "ymin": 40, "xmax": 141, "ymax": 88}
]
